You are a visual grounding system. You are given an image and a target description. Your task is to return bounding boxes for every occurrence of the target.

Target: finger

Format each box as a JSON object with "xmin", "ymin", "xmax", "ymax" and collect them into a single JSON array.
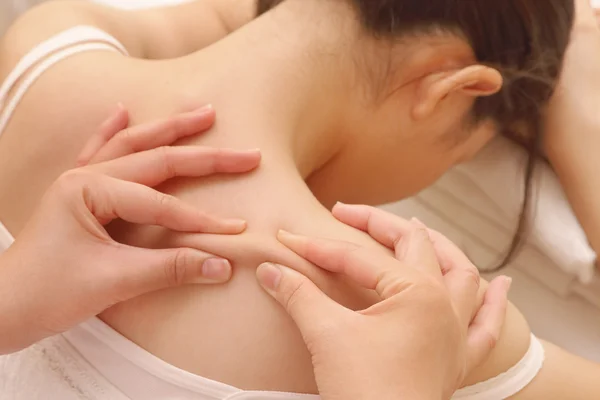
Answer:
[
  {"xmin": 444, "ymin": 259, "xmax": 481, "ymax": 327},
  {"xmin": 277, "ymin": 230, "xmax": 413, "ymax": 299},
  {"xmin": 400, "ymin": 224, "xmax": 442, "ymax": 277},
  {"xmin": 90, "ymin": 105, "xmax": 216, "ymax": 164},
  {"xmin": 77, "ymin": 104, "xmax": 129, "ymax": 166},
  {"xmin": 110, "ymin": 246, "xmax": 232, "ymax": 299},
  {"xmin": 333, "ymin": 203, "xmax": 472, "ymax": 273},
  {"xmin": 87, "ymin": 146, "xmax": 261, "ymax": 187},
  {"xmin": 89, "ymin": 176, "xmax": 247, "ymax": 233},
  {"xmin": 466, "ymin": 276, "xmax": 511, "ymax": 371},
  {"xmin": 407, "ymin": 202, "xmax": 481, "ymax": 324},
  {"xmin": 332, "ymin": 204, "xmax": 412, "ymax": 259},
  {"xmin": 256, "ymin": 262, "xmax": 343, "ymax": 338}
]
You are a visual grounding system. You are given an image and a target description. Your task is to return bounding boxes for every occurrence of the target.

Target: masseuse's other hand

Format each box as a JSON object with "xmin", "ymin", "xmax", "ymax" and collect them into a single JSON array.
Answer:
[
  {"xmin": 0, "ymin": 106, "xmax": 261, "ymax": 354},
  {"xmin": 256, "ymin": 204, "xmax": 510, "ymax": 400}
]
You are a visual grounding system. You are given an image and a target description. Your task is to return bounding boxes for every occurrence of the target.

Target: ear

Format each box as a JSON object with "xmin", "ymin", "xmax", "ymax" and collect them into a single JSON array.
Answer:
[{"xmin": 412, "ymin": 65, "xmax": 503, "ymax": 120}]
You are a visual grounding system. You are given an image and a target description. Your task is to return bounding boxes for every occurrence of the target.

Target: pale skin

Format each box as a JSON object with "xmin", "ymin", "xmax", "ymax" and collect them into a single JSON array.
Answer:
[
  {"xmin": 544, "ymin": 0, "xmax": 600, "ymax": 265},
  {"xmin": 1, "ymin": 109, "xmax": 512, "ymax": 397},
  {"xmin": 0, "ymin": 106, "xmax": 262, "ymax": 354},
  {"xmin": 1, "ymin": 104, "xmax": 511, "ymax": 399},
  {"xmin": 0, "ymin": 0, "xmax": 599, "ymax": 398},
  {"xmin": 257, "ymin": 212, "xmax": 511, "ymax": 400}
]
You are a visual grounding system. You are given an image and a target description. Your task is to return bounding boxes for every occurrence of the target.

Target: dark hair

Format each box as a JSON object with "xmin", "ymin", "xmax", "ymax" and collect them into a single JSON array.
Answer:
[{"xmin": 257, "ymin": 0, "xmax": 575, "ymax": 267}]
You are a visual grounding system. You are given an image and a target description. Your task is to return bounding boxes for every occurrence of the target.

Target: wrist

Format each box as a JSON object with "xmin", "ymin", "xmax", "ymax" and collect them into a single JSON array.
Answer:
[{"xmin": 0, "ymin": 249, "xmax": 36, "ymax": 354}]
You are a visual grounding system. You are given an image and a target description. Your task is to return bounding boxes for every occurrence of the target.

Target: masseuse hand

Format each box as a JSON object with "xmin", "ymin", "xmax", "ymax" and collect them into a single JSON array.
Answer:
[
  {"xmin": 0, "ymin": 105, "xmax": 261, "ymax": 354},
  {"xmin": 256, "ymin": 205, "xmax": 510, "ymax": 400}
]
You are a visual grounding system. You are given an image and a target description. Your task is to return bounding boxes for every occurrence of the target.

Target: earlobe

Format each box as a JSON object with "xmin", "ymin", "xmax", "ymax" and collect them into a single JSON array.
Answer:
[{"xmin": 412, "ymin": 65, "xmax": 503, "ymax": 120}]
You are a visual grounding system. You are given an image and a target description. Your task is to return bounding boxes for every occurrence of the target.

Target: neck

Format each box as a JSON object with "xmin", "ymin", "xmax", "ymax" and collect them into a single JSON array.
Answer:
[{"xmin": 174, "ymin": 0, "xmax": 360, "ymax": 179}]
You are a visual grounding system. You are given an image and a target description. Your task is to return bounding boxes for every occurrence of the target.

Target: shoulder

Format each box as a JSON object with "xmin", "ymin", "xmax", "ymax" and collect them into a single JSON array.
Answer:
[{"xmin": 0, "ymin": 0, "xmax": 143, "ymax": 75}]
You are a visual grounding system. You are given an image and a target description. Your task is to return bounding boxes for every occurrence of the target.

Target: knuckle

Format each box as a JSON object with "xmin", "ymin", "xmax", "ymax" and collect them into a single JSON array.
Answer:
[
  {"xmin": 391, "ymin": 232, "xmax": 404, "ymax": 253},
  {"xmin": 153, "ymin": 193, "xmax": 175, "ymax": 224},
  {"xmin": 164, "ymin": 249, "xmax": 189, "ymax": 287},
  {"xmin": 481, "ymin": 330, "xmax": 499, "ymax": 351},
  {"xmin": 282, "ymin": 281, "xmax": 305, "ymax": 312},
  {"xmin": 157, "ymin": 192, "xmax": 173, "ymax": 207},
  {"xmin": 151, "ymin": 119, "xmax": 178, "ymax": 144},
  {"xmin": 378, "ymin": 275, "xmax": 412, "ymax": 298},
  {"xmin": 156, "ymin": 146, "xmax": 176, "ymax": 179},
  {"xmin": 52, "ymin": 170, "xmax": 91, "ymax": 197},
  {"xmin": 114, "ymin": 128, "xmax": 138, "ymax": 153},
  {"xmin": 463, "ymin": 264, "xmax": 481, "ymax": 287},
  {"xmin": 279, "ymin": 277, "xmax": 307, "ymax": 314},
  {"xmin": 409, "ymin": 276, "xmax": 448, "ymax": 305},
  {"xmin": 204, "ymin": 148, "xmax": 221, "ymax": 172}
]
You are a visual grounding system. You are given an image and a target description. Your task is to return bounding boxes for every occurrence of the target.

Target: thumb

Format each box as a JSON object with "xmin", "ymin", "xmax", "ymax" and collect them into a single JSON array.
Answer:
[
  {"xmin": 110, "ymin": 246, "xmax": 232, "ymax": 300},
  {"xmin": 256, "ymin": 263, "xmax": 342, "ymax": 339}
]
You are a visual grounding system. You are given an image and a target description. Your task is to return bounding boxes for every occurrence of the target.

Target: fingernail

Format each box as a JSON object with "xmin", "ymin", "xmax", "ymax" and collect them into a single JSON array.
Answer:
[
  {"xmin": 459, "ymin": 80, "xmax": 478, "ymax": 90},
  {"xmin": 278, "ymin": 229, "xmax": 293, "ymax": 239},
  {"xmin": 277, "ymin": 230, "xmax": 309, "ymax": 253},
  {"xmin": 504, "ymin": 276, "xmax": 513, "ymax": 292},
  {"xmin": 225, "ymin": 219, "xmax": 247, "ymax": 230},
  {"xmin": 197, "ymin": 104, "xmax": 214, "ymax": 113},
  {"xmin": 257, "ymin": 263, "xmax": 282, "ymax": 296},
  {"xmin": 277, "ymin": 230, "xmax": 303, "ymax": 247},
  {"xmin": 410, "ymin": 217, "xmax": 426, "ymax": 229},
  {"xmin": 116, "ymin": 102, "xmax": 125, "ymax": 111},
  {"xmin": 411, "ymin": 227, "xmax": 429, "ymax": 241},
  {"xmin": 408, "ymin": 218, "xmax": 429, "ymax": 240},
  {"xmin": 410, "ymin": 218, "xmax": 432, "ymax": 239},
  {"xmin": 332, "ymin": 202, "xmax": 361, "ymax": 219},
  {"xmin": 202, "ymin": 258, "xmax": 232, "ymax": 282},
  {"xmin": 240, "ymin": 148, "xmax": 261, "ymax": 154},
  {"xmin": 333, "ymin": 201, "xmax": 352, "ymax": 212}
]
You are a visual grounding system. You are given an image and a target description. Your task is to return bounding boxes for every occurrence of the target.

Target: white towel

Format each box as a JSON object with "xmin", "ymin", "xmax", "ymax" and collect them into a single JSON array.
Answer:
[{"xmin": 455, "ymin": 137, "xmax": 597, "ymax": 284}]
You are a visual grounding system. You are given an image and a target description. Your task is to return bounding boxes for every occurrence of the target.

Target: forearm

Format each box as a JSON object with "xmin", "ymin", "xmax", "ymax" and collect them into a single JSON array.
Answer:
[
  {"xmin": 544, "ymin": 26, "xmax": 600, "ymax": 255},
  {"xmin": 546, "ymin": 122, "xmax": 600, "ymax": 256}
]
